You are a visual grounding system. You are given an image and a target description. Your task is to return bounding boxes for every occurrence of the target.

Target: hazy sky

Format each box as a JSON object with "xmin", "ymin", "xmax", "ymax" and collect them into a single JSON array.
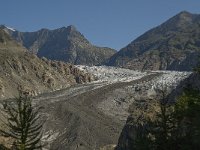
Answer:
[{"xmin": 1, "ymin": 0, "xmax": 200, "ymax": 50}]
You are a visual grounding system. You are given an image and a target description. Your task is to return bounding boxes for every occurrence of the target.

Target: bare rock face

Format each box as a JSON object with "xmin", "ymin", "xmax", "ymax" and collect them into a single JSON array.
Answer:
[
  {"xmin": 0, "ymin": 29, "xmax": 93, "ymax": 100},
  {"xmin": 107, "ymin": 11, "xmax": 200, "ymax": 71},
  {"xmin": 1, "ymin": 25, "xmax": 116, "ymax": 66}
]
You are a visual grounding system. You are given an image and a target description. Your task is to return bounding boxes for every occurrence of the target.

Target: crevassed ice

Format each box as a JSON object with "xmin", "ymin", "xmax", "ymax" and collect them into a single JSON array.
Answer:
[{"xmin": 76, "ymin": 65, "xmax": 192, "ymax": 87}]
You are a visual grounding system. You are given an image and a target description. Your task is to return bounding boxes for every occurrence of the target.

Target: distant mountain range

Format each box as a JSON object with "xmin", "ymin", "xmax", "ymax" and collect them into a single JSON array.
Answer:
[
  {"xmin": 0, "ymin": 25, "xmax": 116, "ymax": 66},
  {"xmin": 1, "ymin": 10, "xmax": 200, "ymax": 150},
  {"xmin": 0, "ymin": 29, "xmax": 92, "ymax": 100},
  {"xmin": 1, "ymin": 11, "xmax": 200, "ymax": 71},
  {"xmin": 106, "ymin": 11, "xmax": 200, "ymax": 71}
]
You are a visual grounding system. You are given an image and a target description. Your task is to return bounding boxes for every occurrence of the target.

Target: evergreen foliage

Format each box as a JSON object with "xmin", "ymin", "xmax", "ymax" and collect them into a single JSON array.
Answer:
[
  {"xmin": 0, "ymin": 95, "xmax": 44, "ymax": 150},
  {"xmin": 134, "ymin": 87, "xmax": 200, "ymax": 150}
]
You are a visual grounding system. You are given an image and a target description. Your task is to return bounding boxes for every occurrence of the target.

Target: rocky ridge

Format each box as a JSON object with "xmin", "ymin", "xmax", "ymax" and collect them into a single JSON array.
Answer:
[
  {"xmin": 0, "ymin": 25, "xmax": 116, "ymax": 66},
  {"xmin": 107, "ymin": 11, "xmax": 200, "ymax": 71},
  {"xmin": 0, "ymin": 29, "xmax": 92, "ymax": 100}
]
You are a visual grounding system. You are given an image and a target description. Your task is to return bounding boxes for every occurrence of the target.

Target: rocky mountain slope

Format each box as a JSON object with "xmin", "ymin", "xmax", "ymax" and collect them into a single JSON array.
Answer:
[
  {"xmin": 107, "ymin": 11, "xmax": 200, "ymax": 71},
  {"xmin": 0, "ymin": 29, "xmax": 92, "ymax": 100},
  {"xmin": 0, "ymin": 25, "xmax": 116, "ymax": 66}
]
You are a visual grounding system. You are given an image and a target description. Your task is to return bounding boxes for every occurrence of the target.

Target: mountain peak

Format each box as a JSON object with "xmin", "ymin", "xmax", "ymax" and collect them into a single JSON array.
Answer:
[
  {"xmin": 0, "ymin": 25, "xmax": 6, "ymax": 29},
  {"xmin": 172, "ymin": 10, "xmax": 196, "ymax": 26},
  {"xmin": 178, "ymin": 11, "xmax": 192, "ymax": 16},
  {"xmin": 57, "ymin": 25, "xmax": 78, "ymax": 33},
  {"xmin": 0, "ymin": 25, "xmax": 16, "ymax": 32},
  {"xmin": 158, "ymin": 11, "xmax": 196, "ymax": 30},
  {"xmin": 176, "ymin": 11, "xmax": 194, "ymax": 20},
  {"xmin": 67, "ymin": 25, "xmax": 77, "ymax": 31},
  {"xmin": 7, "ymin": 25, "xmax": 116, "ymax": 65},
  {"xmin": 5, "ymin": 26, "xmax": 16, "ymax": 32},
  {"xmin": 107, "ymin": 11, "xmax": 200, "ymax": 71},
  {"xmin": 0, "ymin": 29, "xmax": 26, "ymax": 53}
]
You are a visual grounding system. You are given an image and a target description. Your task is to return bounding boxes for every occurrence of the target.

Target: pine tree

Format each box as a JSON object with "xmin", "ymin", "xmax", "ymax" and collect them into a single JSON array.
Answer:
[
  {"xmin": 133, "ymin": 86, "xmax": 175, "ymax": 150},
  {"xmin": 173, "ymin": 88, "xmax": 200, "ymax": 149},
  {"xmin": 134, "ymin": 87, "xmax": 200, "ymax": 150},
  {"xmin": 0, "ymin": 95, "xmax": 44, "ymax": 150}
]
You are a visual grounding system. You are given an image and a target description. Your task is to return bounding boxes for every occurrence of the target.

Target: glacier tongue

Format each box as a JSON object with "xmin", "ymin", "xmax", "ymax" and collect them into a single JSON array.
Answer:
[
  {"xmin": 35, "ymin": 65, "xmax": 192, "ymax": 149},
  {"xmin": 76, "ymin": 66, "xmax": 192, "ymax": 121},
  {"xmin": 77, "ymin": 65, "xmax": 148, "ymax": 83},
  {"xmin": 76, "ymin": 65, "xmax": 191, "ymax": 88}
]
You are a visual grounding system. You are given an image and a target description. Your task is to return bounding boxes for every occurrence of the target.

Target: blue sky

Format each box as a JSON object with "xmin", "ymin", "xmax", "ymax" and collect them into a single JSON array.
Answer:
[{"xmin": 1, "ymin": 0, "xmax": 200, "ymax": 50}]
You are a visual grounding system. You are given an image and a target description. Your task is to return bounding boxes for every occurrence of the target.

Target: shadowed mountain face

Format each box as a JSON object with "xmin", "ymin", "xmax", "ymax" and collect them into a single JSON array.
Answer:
[
  {"xmin": 1, "ymin": 25, "xmax": 116, "ymax": 66},
  {"xmin": 0, "ymin": 29, "xmax": 92, "ymax": 100},
  {"xmin": 107, "ymin": 11, "xmax": 200, "ymax": 71}
]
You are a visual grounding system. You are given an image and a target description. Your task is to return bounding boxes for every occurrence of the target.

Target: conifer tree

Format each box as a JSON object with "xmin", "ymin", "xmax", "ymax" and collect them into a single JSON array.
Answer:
[
  {"xmin": 0, "ymin": 95, "xmax": 44, "ymax": 150},
  {"xmin": 134, "ymin": 87, "xmax": 200, "ymax": 150}
]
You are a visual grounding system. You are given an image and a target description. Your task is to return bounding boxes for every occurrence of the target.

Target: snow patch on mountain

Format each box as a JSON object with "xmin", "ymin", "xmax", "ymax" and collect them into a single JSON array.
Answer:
[{"xmin": 6, "ymin": 26, "xmax": 15, "ymax": 31}]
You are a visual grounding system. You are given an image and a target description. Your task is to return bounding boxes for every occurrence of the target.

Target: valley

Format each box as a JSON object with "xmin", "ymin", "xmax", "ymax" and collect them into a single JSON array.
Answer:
[
  {"xmin": 29, "ymin": 66, "xmax": 191, "ymax": 150},
  {"xmin": 0, "ymin": 9, "xmax": 199, "ymax": 150}
]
